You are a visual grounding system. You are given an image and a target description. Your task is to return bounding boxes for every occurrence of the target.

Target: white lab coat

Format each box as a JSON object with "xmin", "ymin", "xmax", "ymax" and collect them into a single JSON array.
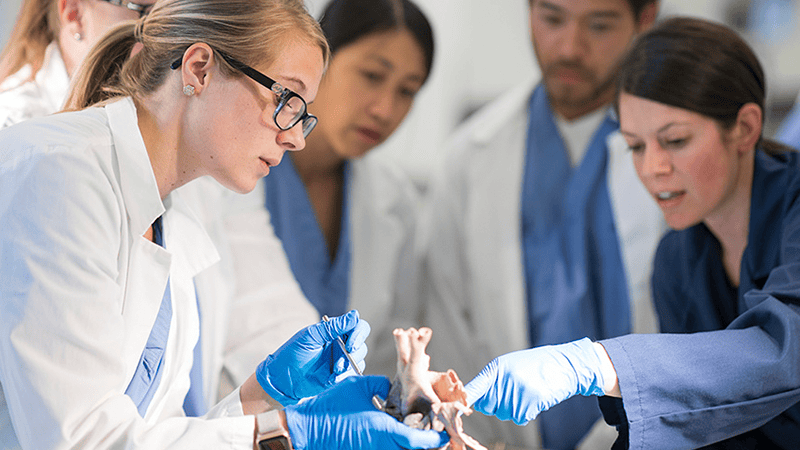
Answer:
[
  {"xmin": 178, "ymin": 176, "xmax": 320, "ymax": 399},
  {"xmin": 418, "ymin": 78, "xmax": 666, "ymax": 448},
  {"xmin": 0, "ymin": 43, "xmax": 280, "ymax": 410},
  {"xmin": 0, "ymin": 98, "xmax": 255, "ymax": 450},
  {"xmin": 0, "ymin": 43, "xmax": 70, "ymax": 128},
  {"xmin": 220, "ymin": 151, "xmax": 423, "ymax": 384}
]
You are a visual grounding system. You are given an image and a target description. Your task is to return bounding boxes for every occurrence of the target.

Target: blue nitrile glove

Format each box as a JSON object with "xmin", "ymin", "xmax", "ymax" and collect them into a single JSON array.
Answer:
[
  {"xmin": 285, "ymin": 375, "xmax": 449, "ymax": 450},
  {"xmin": 464, "ymin": 337, "xmax": 607, "ymax": 425},
  {"xmin": 256, "ymin": 310, "xmax": 370, "ymax": 406}
]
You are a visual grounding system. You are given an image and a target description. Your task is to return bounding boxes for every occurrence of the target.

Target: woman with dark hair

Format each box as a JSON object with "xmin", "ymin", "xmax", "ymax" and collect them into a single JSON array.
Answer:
[
  {"xmin": 461, "ymin": 17, "xmax": 800, "ymax": 448},
  {"xmin": 228, "ymin": 0, "xmax": 436, "ymax": 378}
]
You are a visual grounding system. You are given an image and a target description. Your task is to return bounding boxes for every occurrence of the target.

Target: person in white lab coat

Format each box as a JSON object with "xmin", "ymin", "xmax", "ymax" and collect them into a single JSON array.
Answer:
[
  {"xmin": 0, "ymin": 0, "xmax": 156, "ymax": 127},
  {"xmin": 418, "ymin": 1, "xmax": 664, "ymax": 448},
  {"xmin": 232, "ymin": 0, "xmax": 436, "ymax": 380},
  {"xmin": 0, "ymin": 0, "xmax": 450, "ymax": 448},
  {"xmin": 0, "ymin": 0, "xmax": 315, "ymax": 415}
]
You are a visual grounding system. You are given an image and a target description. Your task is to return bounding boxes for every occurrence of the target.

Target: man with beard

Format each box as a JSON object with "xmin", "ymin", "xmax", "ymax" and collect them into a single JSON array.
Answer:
[{"xmin": 418, "ymin": 1, "xmax": 662, "ymax": 449}]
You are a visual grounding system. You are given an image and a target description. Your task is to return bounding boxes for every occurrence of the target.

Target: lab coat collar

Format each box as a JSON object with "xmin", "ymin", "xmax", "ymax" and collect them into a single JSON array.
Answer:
[
  {"xmin": 105, "ymin": 97, "xmax": 164, "ymax": 238},
  {"xmin": 104, "ymin": 97, "xmax": 220, "ymax": 276},
  {"xmin": 744, "ymin": 149, "xmax": 795, "ymax": 282},
  {"xmin": 470, "ymin": 77, "xmax": 539, "ymax": 145}
]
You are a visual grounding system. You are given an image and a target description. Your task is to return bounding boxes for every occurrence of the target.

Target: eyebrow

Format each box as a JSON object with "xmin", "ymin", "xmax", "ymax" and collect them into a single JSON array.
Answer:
[
  {"xmin": 280, "ymin": 76, "xmax": 307, "ymax": 95},
  {"xmin": 367, "ymin": 55, "xmax": 426, "ymax": 84},
  {"xmin": 537, "ymin": 1, "xmax": 624, "ymax": 20},
  {"xmin": 620, "ymin": 122, "xmax": 692, "ymax": 137}
]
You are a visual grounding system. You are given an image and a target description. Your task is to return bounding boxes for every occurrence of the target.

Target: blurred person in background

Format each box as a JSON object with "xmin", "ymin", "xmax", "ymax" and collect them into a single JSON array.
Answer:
[
  {"xmin": 465, "ymin": 17, "xmax": 800, "ymax": 449},
  {"xmin": 222, "ymin": 0, "xmax": 436, "ymax": 383},
  {"xmin": 418, "ymin": 0, "xmax": 663, "ymax": 448},
  {"xmin": 0, "ymin": 0, "xmax": 156, "ymax": 127}
]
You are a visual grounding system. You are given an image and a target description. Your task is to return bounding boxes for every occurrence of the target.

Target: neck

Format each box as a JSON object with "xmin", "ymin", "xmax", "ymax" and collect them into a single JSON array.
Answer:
[
  {"xmin": 136, "ymin": 91, "xmax": 196, "ymax": 200},
  {"xmin": 290, "ymin": 132, "xmax": 345, "ymax": 183},
  {"xmin": 551, "ymin": 87, "xmax": 614, "ymax": 122},
  {"xmin": 703, "ymin": 152, "xmax": 755, "ymax": 286}
]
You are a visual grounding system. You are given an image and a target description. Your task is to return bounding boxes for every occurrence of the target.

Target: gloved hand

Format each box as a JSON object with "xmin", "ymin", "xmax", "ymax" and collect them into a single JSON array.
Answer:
[
  {"xmin": 464, "ymin": 337, "xmax": 608, "ymax": 425},
  {"xmin": 285, "ymin": 375, "xmax": 449, "ymax": 450},
  {"xmin": 256, "ymin": 310, "xmax": 370, "ymax": 406}
]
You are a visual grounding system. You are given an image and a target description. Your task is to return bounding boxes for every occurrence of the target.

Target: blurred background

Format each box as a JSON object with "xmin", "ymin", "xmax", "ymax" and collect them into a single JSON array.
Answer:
[{"xmin": 2, "ymin": 0, "xmax": 799, "ymax": 190}]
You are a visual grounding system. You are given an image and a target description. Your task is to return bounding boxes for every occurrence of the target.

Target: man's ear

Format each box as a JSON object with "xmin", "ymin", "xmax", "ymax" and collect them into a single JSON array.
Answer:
[
  {"xmin": 180, "ymin": 43, "xmax": 216, "ymax": 95},
  {"xmin": 733, "ymin": 103, "xmax": 763, "ymax": 154},
  {"xmin": 636, "ymin": 2, "xmax": 659, "ymax": 32}
]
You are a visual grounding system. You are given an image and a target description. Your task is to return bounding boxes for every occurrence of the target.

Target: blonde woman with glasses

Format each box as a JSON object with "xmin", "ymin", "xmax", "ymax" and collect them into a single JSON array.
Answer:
[{"xmin": 0, "ymin": 0, "xmax": 449, "ymax": 449}]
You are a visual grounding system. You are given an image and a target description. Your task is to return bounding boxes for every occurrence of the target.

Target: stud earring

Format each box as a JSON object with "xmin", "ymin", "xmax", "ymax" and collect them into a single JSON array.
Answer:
[
  {"xmin": 74, "ymin": 33, "xmax": 82, "ymax": 42},
  {"xmin": 183, "ymin": 85, "xmax": 195, "ymax": 96}
]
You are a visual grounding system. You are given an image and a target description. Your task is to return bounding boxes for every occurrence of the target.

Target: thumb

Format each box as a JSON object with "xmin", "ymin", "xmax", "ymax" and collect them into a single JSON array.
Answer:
[
  {"xmin": 387, "ymin": 421, "xmax": 450, "ymax": 449},
  {"xmin": 464, "ymin": 359, "xmax": 498, "ymax": 407},
  {"xmin": 321, "ymin": 310, "xmax": 360, "ymax": 342},
  {"xmin": 358, "ymin": 374, "xmax": 392, "ymax": 398}
]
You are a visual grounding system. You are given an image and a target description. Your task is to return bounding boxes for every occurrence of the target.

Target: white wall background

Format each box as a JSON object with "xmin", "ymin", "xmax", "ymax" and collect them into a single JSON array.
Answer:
[{"xmin": 2, "ymin": 0, "xmax": 799, "ymax": 189}]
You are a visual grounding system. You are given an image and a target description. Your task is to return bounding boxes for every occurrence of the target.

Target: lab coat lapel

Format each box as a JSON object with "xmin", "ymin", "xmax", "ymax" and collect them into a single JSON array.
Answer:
[
  {"xmin": 606, "ymin": 130, "xmax": 666, "ymax": 333},
  {"xmin": 104, "ymin": 98, "xmax": 172, "ymax": 383}
]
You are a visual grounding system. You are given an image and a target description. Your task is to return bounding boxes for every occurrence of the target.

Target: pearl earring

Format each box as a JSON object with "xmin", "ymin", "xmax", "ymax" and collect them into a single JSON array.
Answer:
[
  {"xmin": 183, "ymin": 85, "xmax": 195, "ymax": 96},
  {"xmin": 74, "ymin": 33, "xmax": 82, "ymax": 42}
]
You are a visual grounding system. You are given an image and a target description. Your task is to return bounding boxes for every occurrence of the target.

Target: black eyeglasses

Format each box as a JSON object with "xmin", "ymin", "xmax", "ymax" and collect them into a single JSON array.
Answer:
[
  {"xmin": 170, "ymin": 50, "xmax": 317, "ymax": 138},
  {"xmin": 99, "ymin": 0, "xmax": 153, "ymax": 18}
]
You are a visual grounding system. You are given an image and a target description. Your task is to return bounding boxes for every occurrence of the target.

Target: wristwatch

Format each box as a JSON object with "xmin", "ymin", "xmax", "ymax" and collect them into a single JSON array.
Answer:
[
  {"xmin": 256, "ymin": 411, "xmax": 294, "ymax": 450},
  {"xmin": 257, "ymin": 434, "xmax": 292, "ymax": 450}
]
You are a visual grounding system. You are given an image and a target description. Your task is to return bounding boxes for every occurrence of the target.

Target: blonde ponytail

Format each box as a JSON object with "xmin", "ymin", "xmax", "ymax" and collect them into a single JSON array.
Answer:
[{"xmin": 64, "ymin": 0, "xmax": 329, "ymax": 111}]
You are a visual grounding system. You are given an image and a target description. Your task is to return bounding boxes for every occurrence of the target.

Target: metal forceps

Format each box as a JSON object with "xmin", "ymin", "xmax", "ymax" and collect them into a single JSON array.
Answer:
[{"xmin": 321, "ymin": 315, "xmax": 386, "ymax": 410}]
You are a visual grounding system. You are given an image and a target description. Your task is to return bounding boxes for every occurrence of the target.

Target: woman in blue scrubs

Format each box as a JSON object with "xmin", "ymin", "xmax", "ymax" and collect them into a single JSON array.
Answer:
[
  {"xmin": 462, "ymin": 17, "xmax": 800, "ymax": 449},
  {"xmin": 261, "ymin": 0, "xmax": 434, "ymax": 374}
]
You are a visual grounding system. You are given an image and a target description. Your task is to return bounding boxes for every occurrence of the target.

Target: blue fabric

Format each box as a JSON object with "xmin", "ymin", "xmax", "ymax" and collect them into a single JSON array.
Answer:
[
  {"xmin": 777, "ymin": 103, "xmax": 800, "ymax": 150},
  {"xmin": 600, "ymin": 149, "xmax": 800, "ymax": 448},
  {"xmin": 520, "ymin": 85, "xmax": 629, "ymax": 450},
  {"xmin": 182, "ymin": 289, "xmax": 206, "ymax": 417},
  {"xmin": 125, "ymin": 217, "xmax": 171, "ymax": 417},
  {"xmin": 264, "ymin": 156, "xmax": 352, "ymax": 317}
]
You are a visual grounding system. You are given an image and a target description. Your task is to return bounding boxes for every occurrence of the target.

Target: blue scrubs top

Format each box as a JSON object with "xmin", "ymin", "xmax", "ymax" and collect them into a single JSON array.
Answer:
[
  {"xmin": 520, "ymin": 85, "xmax": 630, "ymax": 449},
  {"xmin": 263, "ymin": 155, "xmax": 352, "ymax": 317},
  {"xmin": 600, "ymin": 149, "xmax": 800, "ymax": 449}
]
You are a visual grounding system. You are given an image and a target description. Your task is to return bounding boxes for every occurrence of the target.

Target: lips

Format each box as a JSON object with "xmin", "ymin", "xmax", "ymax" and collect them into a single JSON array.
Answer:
[
  {"xmin": 356, "ymin": 127, "xmax": 382, "ymax": 144},
  {"xmin": 654, "ymin": 190, "xmax": 686, "ymax": 207}
]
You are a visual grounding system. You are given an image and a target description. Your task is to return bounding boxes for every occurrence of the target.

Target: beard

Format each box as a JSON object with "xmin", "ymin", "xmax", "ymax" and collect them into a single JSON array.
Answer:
[{"xmin": 542, "ymin": 60, "xmax": 619, "ymax": 113}]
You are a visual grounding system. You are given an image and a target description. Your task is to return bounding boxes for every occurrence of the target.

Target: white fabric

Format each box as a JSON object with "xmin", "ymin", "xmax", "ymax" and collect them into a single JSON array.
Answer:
[
  {"xmin": 0, "ymin": 43, "xmax": 70, "ymax": 129},
  {"xmin": 211, "ymin": 149, "xmax": 423, "ymax": 388},
  {"xmin": 0, "ymin": 98, "xmax": 255, "ymax": 450},
  {"xmin": 555, "ymin": 107, "xmax": 607, "ymax": 167},
  {"xmin": 178, "ymin": 176, "xmax": 320, "ymax": 399},
  {"xmin": 0, "ymin": 42, "xmax": 286, "ymax": 411},
  {"xmin": 418, "ymin": 78, "xmax": 666, "ymax": 448}
]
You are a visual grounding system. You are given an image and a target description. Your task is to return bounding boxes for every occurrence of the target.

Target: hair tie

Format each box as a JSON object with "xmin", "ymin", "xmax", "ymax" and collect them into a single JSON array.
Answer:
[{"xmin": 134, "ymin": 19, "xmax": 145, "ymax": 43}]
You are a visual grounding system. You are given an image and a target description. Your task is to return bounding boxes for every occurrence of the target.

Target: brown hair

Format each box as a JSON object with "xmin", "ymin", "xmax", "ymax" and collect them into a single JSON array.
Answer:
[
  {"xmin": 616, "ymin": 16, "xmax": 790, "ymax": 154},
  {"xmin": 0, "ymin": 0, "xmax": 60, "ymax": 82},
  {"xmin": 64, "ymin": 0, "xmax": 329, "ymax": 110}
]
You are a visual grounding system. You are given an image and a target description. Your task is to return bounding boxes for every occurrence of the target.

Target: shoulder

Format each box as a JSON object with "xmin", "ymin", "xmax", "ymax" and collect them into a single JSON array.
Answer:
[
  {"xmin": 0, "ymin": 77, "xmax": 49, "ymax": 129},
  {"xmin": 350, "ymin": 152, "xmax": 419, "ymax": 210},
  {"xmin": 445, "ymin": 79, "xmax": 537, "ymax": 155}
]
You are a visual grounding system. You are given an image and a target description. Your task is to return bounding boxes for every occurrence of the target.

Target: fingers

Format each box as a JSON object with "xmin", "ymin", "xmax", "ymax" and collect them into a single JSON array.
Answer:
[
  {"xmin": 318, "ymin": 310, "xmax": 371, "ymax": 350},
  {"xmin": 389, "ymin": 421, "xmax": 450, "ymax": 449},
  {"xmin": 345, "ymin": 317, "xmax": 371, "ymax": 352},
  {"xmin": 464, "ymin": 358, "xmax": 498, "ymax": 407},
  {"xmin": 356, "ymin": 374, "xmax": 393, "ymax": 398}
]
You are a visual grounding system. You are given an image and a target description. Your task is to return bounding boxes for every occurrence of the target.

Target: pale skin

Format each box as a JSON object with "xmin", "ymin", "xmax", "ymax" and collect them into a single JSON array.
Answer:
[
  {"xmin": 130, "ymin": 40, "xmax": 323, "ymax": 439},
  {"xmin": 290, "ymin": 28, "xmax": 427, "ymax": 258},
  {"xmin": 528, "ymin": 0, "xmax": 658, "ymax": 120},
  {"xmin": 594, "ymin": 93, "xmax": 764, "ymax": 398},
  {"xmin": 58, "ymin": 0, "xmax": 157, "ymax": 75}
]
